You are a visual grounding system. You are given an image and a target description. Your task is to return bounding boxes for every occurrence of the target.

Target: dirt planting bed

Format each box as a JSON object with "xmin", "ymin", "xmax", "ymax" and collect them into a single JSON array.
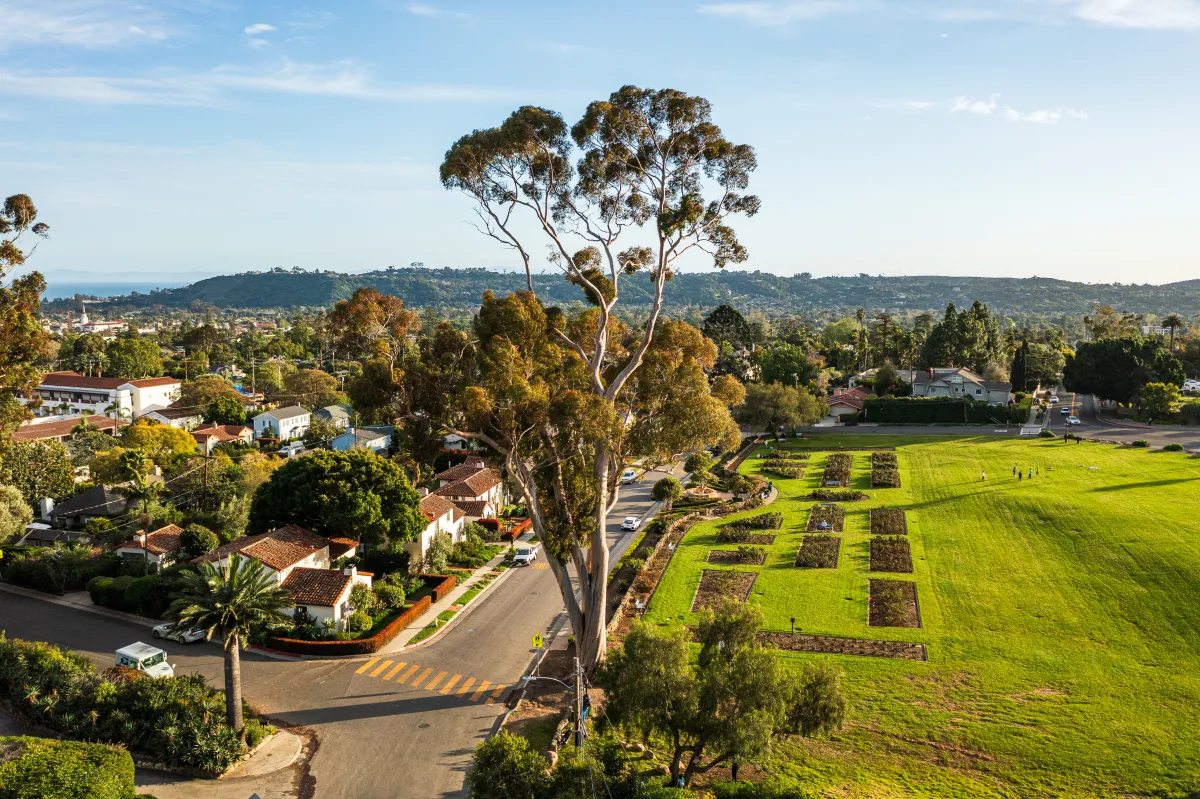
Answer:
[
  {"xmin": 870, "ymin": 507, "xmax": 908, "ymax": 535},
  {"xmin": 707, "ymin": 546, "xmax": 767, "ymax": 566},
  {"xmin": 763, "ymin": 461, "xmax": 804, "ymax": 478},
  {"xmin": 715, "ymin": 527, "xmax": 776, "ymax": 545},
  {"xmin": 691, "ymin": 570, "xmax": 758, "ymax": 612},
  {"xmin": 760, "ymin": 632, "xmax": 927, "ymax": 661},
  {"xmin": 821, "ymin": 453, "xmax": 853, "ymax": 487},
  {"xmin": 794, "ymin": 535, "xmax": 840, "ymax": 568},
  {"xmin": 806, "ymin": 504, "xmax": 845, "ymax": 532},
  {"xmin": 869, "ymin": 536, "xmax": 913, "ymax": 573},
  {"xmin": 759, "ymin": 450, "xmax": 809, "ymax": 460},
  {"xmin": 870, "ymin": 452, "xmax": 898, "ymax": 467},
  {"xmin": 868, "ymin": 579, "xmax": 921, "ymax": 628}
]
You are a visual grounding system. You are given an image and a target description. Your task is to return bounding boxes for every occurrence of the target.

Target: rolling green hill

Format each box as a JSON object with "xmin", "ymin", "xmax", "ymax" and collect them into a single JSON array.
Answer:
[{"xmin": 41, "ymin": 267, "xmax": 1200, "ymax": 317}]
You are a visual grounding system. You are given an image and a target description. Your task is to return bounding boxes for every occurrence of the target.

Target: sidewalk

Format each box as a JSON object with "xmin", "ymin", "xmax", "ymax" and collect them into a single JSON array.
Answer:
[{"xmin": 381, "ymin": 534, "xmax": 533, "ymax": 653}]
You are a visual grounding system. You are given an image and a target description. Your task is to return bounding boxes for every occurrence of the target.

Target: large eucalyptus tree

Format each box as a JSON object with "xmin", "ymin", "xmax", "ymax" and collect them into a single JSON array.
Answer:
[{"xmin": 427, "ymin": 86, "xmax": 759, "ymax": 670}]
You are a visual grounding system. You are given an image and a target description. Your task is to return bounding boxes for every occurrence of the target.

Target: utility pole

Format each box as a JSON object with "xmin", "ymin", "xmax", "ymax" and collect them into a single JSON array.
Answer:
[
  {"xmin": 574, "ymin": 656, "xmax": 584, "ymax": 748},
  {"xmin": 202, "ymin": 448, "xmax": 210, "ymax": 512},
  {"xmin": 251, "ymin": 355, "xmax": 256, "ymax": 395}
]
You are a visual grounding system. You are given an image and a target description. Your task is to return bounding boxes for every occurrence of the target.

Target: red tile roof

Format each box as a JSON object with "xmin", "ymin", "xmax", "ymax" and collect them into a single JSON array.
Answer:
[
  {"xmin": 191, "ymin": 424, "xmax": 253, "ymax": 443},
  {"xmin": 12, "ymin": 416, "xmax": 126, "ymax": 442},
  {"xmin": 39, "ymin": 372, "xmax": 180, "ymax": 390},
  {"xmin": 433, "ymin": 459, "xmax": 487, "ymax": 482},
  {"xmin": 128, "ymin": 376, "xmax": 181, "ymax": 388},
  {"xmin": 419, "ymin": 493, "xmax": 460, "ymax": 523},
  {"xmin": 119, "ymin": 523, "xmax": 184, "ymax": 555},
  {"xmin": 453, "ymin": 500, "xmax": 490, "ymax": 518},
  {"xmin": 195, "ymin": 524, "xmax": 329, "ymax": 571},
  {"xmin": 327, "ymin": 537, "xmax": 358, "ymax": 559},
  {"xmin": 434, "ymin": 468, "xmax": 502, "ymax": 500},
  {"xmin": 281, "ymin": 568, "xmax": 351, "ymax": 607}
]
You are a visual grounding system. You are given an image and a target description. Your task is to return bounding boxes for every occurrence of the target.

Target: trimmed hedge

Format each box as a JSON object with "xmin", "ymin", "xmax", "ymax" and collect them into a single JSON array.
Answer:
[
  {"xmin": 1163, "ymin": 443, "xmax": 1185, "ymax": 452},
  {"xmin": 0, "ymin": 736, "xmax": 136, "ymax": 799},
  {"xmin": 424, "ymin": 574, "xmax": 457, "ymax": 602},
  {"xmin": 267, "ymin": 594, "xmax": 432, "ymax": 656},
  {"xmin": 863, "ymin": 397, "xmax": 1030, "ymax": 424},
  {"xmin": 808, "ymin": 489, "xmax": 868, "ymax": 501}
]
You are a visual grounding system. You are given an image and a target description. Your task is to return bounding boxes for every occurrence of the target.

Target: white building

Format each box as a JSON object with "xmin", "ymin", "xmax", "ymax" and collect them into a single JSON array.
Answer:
[
  {"xmin": 911, "ymin": 368, "xmax": 1011, "ymax": 405},
  {"xmin": 116, "ymin": 524, "xmax": 185, "ymax": 571},
  {"xmin": 331, "ymin": 428, "xmax": 390, "ymax": 453},
  {"xmin": 407, "ymin": 493, "xmax": 467, "ymax": 567},
  {"xmin": 433, "ymin": 466, "xmax": 506, "ymax": 521},
  {"xmin": 252, "ymin": 406, "xmax": 311, "ymax": 440},
  {"xmin": 26, "ymin": 372, "xmax": 180, "ymax": 419}
]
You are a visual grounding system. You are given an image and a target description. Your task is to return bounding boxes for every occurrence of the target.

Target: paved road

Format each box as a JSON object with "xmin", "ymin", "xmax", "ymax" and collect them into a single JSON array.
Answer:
[
  {"xmin": 1047, "ymin": 388, "xmax": 1200, "ymax": 450},
  {"xmin": 0, "ymin": 465, "xmax": 677, "ymax": 799}
]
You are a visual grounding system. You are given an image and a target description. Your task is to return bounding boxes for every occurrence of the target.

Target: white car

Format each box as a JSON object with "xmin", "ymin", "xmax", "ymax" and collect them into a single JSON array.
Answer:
[
  {"xmin": 513, "ymin": 545, "xmax": 540, "ymax": 566},
  {"xmin": 1066, "ymin": 416, "xmax": 1082, "ymax": 426},
  {"xmin": 1049, "ymin": 395, "xmax": 1060, "ymax": 405},
  {"xmin": 621, "ymin": 516, "xmax": 641, "ymax": 531},
  {"xmin": 1184, "ymin": 380, "xmax": 1200, "ymax": 394},
  {"xmin": 1060, "ymin": 406, "xmax": 1072, "ymax": 416},
  {"xmin": 619, "ymin": 469, "xmax": 637, "ymax": 485},
  {"xmin": 152, "ymin": 623, "xmax": 206, "ymax": 644}
]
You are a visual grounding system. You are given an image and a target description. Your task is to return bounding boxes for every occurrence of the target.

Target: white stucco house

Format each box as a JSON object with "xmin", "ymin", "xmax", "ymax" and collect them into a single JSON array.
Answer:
[
  {"xmin": 433, "ymin": 466, "xmax": 507, "ymax": 522},
  {"xmin": 194, "ymin": 524, "xmax": 371, "ymax": 630},
  {"xmin": 407, "ymin": 493, "xmax": 467, "ymax": 567},
  {"xmin": 115, "ymin": 524, "xmax": 185, "ymax": 571},
  {"xmin": 25, "ymin": 372, "xmax": 181, "ymax": 419},
  {"xmin": 252, "ymin": 406, "xmax": 311, "ymax": 440}
]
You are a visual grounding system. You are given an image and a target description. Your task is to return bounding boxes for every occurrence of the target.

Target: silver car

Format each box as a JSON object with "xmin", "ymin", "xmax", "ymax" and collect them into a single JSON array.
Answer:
[{"xmin": 152, "ymin": 623, "xmax": 206, "ymax": 644}]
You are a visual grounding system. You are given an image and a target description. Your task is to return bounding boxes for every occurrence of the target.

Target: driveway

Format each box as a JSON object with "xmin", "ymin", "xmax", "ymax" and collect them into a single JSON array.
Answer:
[{"xmin": 0, "ymin": 464, "xmax": 678, "ymax": 799}]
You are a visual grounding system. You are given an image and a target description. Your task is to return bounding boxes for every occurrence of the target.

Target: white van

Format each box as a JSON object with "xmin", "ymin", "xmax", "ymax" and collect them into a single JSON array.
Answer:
[{"xmin": 115, "ymin": 642, "xmax": 175, "ymax": 679}]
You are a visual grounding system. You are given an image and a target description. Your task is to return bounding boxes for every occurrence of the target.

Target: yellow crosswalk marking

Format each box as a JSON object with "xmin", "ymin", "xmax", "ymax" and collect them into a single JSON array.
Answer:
[
  {"xmin": 369, "ymin": 660, "xmax": 393, "ymax": 678},
  {"xmin": 440, "ymin": 674, "xmax": 462, "ymax": 695},
  {"xmin": 456, "ymin": 677, "xmax": 476, "ymax": 696},
  {"xmin": 470, "ymin": 681, "xmax": 491, "ymax": 702},
  {"xmin": 384, "ymin": 662, "xmax": 407, "ymax": 681},
  {"xmin": 425, "ymin": 671, "xmax": 447, "ymax": 691},
  {"xmin": 396, "ymin": 664, "xmax": 421, "ymax": 684},
  {"xmin": 355, "ymin": 658, "xmax": 380, "ymax": 675},
  {"xmin": 486, "ymin": 685, "xmax": 506, "ymax": 705},
  {"xmin": 411, "ymin": 667, "xmax": 434, "ymax": 688},
  {"xmin": 530, "ymin": 562, "xmax": 549, "ymax": 570}
]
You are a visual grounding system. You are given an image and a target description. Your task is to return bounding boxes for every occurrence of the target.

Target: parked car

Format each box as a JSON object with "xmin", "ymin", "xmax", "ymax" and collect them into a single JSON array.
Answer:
[
  {"xmin": 1184, "ymin": 379, "xmax": 1200, "ymax": 394},
  {"xmin": 513, "ymin": 545, "xmax": 540, "ymax": 566},
  {"xmin": 1066, "ymin": 416, "xmax": 1082, "ymax": 426},
  {"xmin": 621, "ymin": 516, "xmax": 641, "ymax": 531},
  {"xmin": 152, "ymin": 623, "xmax": 206, "ymax": 644},
  {"xmin": 115, "ymin": 642, "xmax": 174, "ymax": 679},
  {"xmin": 279, "ymin": 441, "xmax": 305, "ymax": 458}
]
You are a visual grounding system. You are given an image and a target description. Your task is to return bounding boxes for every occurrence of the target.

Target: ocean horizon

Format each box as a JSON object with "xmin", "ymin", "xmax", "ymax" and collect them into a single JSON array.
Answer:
[{"xmin": 41, "ymin": 281, "xmax": 183, "ymax": 301}]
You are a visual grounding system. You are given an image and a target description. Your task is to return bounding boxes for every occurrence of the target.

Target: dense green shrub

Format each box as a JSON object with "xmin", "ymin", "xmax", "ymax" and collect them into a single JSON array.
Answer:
[
  {"xmin": 180, "ymin": 524, "xmax": 219, "ymax": 557},
  {"xmin": 345, "ymin": 611, "xmax": 373, "ymax": 634},
  {"xmin": 712, "ymin": 778, "xmax": 819, "ymax": 799},
  {"xmin": 1039, "ymin": 429, "xmax": 1057, "ymax": 438},
  {"xmin": 374, "ymin": 582, "xmax": 406, "ymax": 609},
  {"xmin": 0, "ymin": 736, "xmax": 136, "ymax": 799},
  {"xmin": 242, "ymin": 719, "xmax": 275, "ymax": 749},
  {"xmin": 742, "ymin": 512, "xmax": 783, "ymax": 530},
  {"xmin": 0, "ymin": 635, "xmax": 242, "ymax": 773},
  {"xmin": 1163, "ymin": 443, "xmax": 1185, "ymax": 452},
  {"xmin": 0, "ymin": 549, "xmax": 123, "ymax": 595},
  {"xmin": 87, "ymin": 568, "xmax": 191, "ymax": 620},
  {"xmin": 863, "ymin": 396, "xmax": 1030, "ymax": 424},
  {"xmin": 1131, "ymin": 440, "xmax": 1150, "ymax": 447},
  {"xmin": 808, "ymin": 489, "xmax": 868, "ymax": 501}
]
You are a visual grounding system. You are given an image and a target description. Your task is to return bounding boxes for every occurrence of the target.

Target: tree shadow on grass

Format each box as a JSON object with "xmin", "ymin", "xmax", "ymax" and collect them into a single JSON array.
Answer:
[{"xmin": 1089, "ymin": 477, "xmax": 1200, "ymax": 493}]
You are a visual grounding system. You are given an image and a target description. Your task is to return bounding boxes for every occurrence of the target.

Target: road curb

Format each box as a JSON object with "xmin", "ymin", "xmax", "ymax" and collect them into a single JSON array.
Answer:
[{"xmin": 392, "ymin": 562, "xmax": 521, "ymax": 654}]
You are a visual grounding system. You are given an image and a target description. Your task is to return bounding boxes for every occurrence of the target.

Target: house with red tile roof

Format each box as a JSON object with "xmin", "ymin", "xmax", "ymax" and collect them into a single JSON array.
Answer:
[
  {"xmin": 12, "ymin": 415, "xmax": 127, "ymax": 443},
  {"xmin": 115, "ymin": 524, "xmax": 185, "ymax": 570},
  {"xmin": 408, "ymin": 493, "xmax": 467, "ymax": 567},
  {"xmin": 433, "ymin": 467, "xmax": 507, "ymax": 521},
  {"xmin": 24, "ymin": 371, "xmax": 181, "ymax": 420},
  {"xmin": 828, "ymin": 387, "xmax": 872, "ymax": 418},
  {"xmin": 190, "ymin": 423, "xmax": 254, "ymax": 454}
]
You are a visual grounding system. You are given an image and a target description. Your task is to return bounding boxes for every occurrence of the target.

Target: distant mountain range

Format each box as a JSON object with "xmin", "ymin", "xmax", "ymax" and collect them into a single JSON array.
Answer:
[{"xmin": 39, "ymin": 268, "xmax": 1200, "ymax": 318}]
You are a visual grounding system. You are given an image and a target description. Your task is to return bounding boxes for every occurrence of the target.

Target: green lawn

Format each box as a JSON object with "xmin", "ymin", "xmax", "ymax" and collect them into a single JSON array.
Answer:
[{"xmin": 644, "ymin": 435, "xmax": 1200, "ymax": 798}]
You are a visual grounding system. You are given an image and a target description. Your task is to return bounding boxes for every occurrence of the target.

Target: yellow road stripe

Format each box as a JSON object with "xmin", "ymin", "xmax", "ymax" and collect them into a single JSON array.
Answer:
[
  {"xmin": 396, "ymin": 664, "xmax": 421, "ymax": 684},
  {"xmin": 470, "ymin": 681, "xmax": 491, "ymax": 702},
  {"xmin": 355, "ymin": 658, "xmax": 380, "ymax": 675},
  {"xmin": 455, "ymin": 677, "xmax": 476, "ymax": 696},
  {"xmin": 486, "ymin": 685, "xmax": 506, "ymax": 705},
  {"xmin": 383, "ymin": 662, "xmax": 407, "ymax": 681},
  {"xmin": 440, "ymin": 674, "xmax": 462, "ymax": 695},
  {"xmin": 425, "ymin": 671, "xmax": 447, "ymax": 691},
  {"xmin": 369, "ymin": 659, "xmax": 393, "ymax": 678},
  {"xmin": 411, "ymin": 667, "xmax": 434, "ymax": 688}
]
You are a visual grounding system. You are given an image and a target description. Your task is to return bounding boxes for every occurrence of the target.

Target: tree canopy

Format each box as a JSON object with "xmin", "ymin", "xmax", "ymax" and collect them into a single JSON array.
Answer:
[
  {"xmin": 0, "ymin": 194, "xmax": 50, "ymax": 444},
  {"xmin": 247, "ymin": 449, "xmax": 424, "ymax": 550},
  {"xmin": 1063, "ymin": 337, "xmax": 1184, "ymax": 404}
]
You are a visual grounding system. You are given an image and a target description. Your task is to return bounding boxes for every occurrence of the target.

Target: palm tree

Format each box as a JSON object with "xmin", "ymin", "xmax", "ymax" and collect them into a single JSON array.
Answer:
[
  {"xmin": 168, "ymin": 555, "xmax": 291, "ymax": 736},
  {"xmin": 1162, "ymin": 313, "xmax": 1186, "ymax": 351}
]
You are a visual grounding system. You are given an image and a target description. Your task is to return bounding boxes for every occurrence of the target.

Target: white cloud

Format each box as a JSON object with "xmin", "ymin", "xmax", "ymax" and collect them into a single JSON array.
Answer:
[
  {"xmin": 286, "ymin": 11, "xmax": 337, "ymax": 29},
  {"xmin": 697, "ymin": 1, "xmax": 858, "ymax": 25},
  {"xmin": 244, "ymin": 23, "xmax": 276, "ymax": 35},
  {"xmin": 951, "ymin": 93, "xmax": 1088, "ymax": 124},
  {"xmin": 951, "ymin": 94, "xmax": 1000, "ymax": 115},
  {"xmin": 247, "ymin": 38, "xmax": 270, "ymax": 49},
  {"xmin": 698, "ymin": 0, "xmax": 1200, "ymax": 29},
  {"xmin": 0, "ymin": 61, "xmax": 519, "ymax": 106},
  {"xmin": 405, "ymin": 3, "xmax": 441, "ymax": 16},
  {"xmin": 0, "ymin": 2, "xmax": 170, "ymax": 49}
]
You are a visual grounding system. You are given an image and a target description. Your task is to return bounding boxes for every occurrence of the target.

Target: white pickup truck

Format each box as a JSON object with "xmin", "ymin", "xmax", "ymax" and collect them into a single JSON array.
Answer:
[
  {"xmin": 512, "ymin": 544, "xmax": 540, "ymax": 566},
  {"xmin": 115, "ymin": 642, "xmax": 175, "ymax": 679}
]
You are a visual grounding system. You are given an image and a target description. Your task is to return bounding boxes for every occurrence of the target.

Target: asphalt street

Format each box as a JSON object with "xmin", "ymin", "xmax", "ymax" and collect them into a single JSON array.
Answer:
[{"xmin": 0, "ymin": 464, "xmax": 676, "ymax": 799}]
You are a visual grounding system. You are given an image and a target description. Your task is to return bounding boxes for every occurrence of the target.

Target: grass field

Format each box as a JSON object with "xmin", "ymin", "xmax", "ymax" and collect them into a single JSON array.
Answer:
[{"xmin": 644, "ymin": 435, "xmax": 1200, "ymax": 798}]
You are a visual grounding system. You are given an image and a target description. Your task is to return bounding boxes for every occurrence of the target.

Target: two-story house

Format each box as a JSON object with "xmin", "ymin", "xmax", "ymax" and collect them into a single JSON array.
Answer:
[
  {"xmin": 407, "ymin": 493, "xmax": 467, "ymax": 567},
  {"xmin": 252, "ymin": 406, "xmax": 311, "ymax": 440},
  {"xmin": 26, "ymin": 372, "xmax": 181, "ymax": 419},
  {"xmin": 433, "ymin": 466, "xmax": 507, "ymax": 522}
]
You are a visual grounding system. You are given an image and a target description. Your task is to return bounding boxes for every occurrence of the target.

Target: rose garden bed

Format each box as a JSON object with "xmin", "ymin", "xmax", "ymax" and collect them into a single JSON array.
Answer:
[
  {"xmin": 869, "ymin": 536, "xmax": 913, "ymax": 573},
  {"xmin": 806, "ymin": 504, "xmax": 845, "ymax": 532},
  {"xmin": 808, "ymin": 489, "xmax": 869, "ymax": 502},
  {"xmin": 794, "ymin": 535, "xmax": 840, "ymax": 568},
  {"xmin": 763, "ymin": 460, "xmax": 804, "ymax": 478},
  {"xmin": 821, "ymin": 453, "xmax": 853, "ymax": 487},
  {"xmin": 871, "ymin": 465, "xmax": 901, "ymax": 488},
  {"xmin": 759, "ymin": 632, "xmax": 927, "ymax": 661},
  {"xmin": 691, "ymin": 570, "xmax": 758, "ymax": 612},
  {"xmin": 707, "ymin": 546, "xmax": 767, "ymax": 566},
  {"xmin": 869, "ymin": 507, "xmax": 908, "ymax": 535},
  {"xmin": 868, "ymin": 579, "xmax": 921, "ymax": 627}
]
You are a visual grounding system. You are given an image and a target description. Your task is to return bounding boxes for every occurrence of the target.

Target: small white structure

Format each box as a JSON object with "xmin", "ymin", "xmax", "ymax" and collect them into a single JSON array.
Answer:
[
  {"xmin": 115, "ymin": 642, "xmax": 174, "ymax": 679},
  {"xmin": 144, "ymin": 406, "xmax": 205, "ymax": 430},
  {"xmin": 282, "ymin": 565, "xmax": 372, "ymax": 630},
  {"xmin": 407, "ymin": 494, "xmax": 466, "ymax": 566},
  {"xmin": 253, "ymin": 406, "xmax": 311, "ymax": 440}
]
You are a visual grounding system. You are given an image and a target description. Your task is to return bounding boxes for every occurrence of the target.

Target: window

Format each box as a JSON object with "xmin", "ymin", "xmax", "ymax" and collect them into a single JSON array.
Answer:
[{"xmin": 976, "ymin": 388, "xmax": 982, "ymax": 395}]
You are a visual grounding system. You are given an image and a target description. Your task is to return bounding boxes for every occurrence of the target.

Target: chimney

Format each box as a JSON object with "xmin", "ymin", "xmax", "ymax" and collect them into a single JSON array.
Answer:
[
  {"xmin": 39, "ymin": 497, "xmax": 54, "ymax": 520},
  {"xmin": 418, "ymin": 487, "xmax": 429, "ymax": 497},
  {"xmin": 344, "ymin": 565, "xmax": 357, "ymax": 579},
  {"xmin": 136, "ymin": 530, "xmax": 147, "ymax": 545}
]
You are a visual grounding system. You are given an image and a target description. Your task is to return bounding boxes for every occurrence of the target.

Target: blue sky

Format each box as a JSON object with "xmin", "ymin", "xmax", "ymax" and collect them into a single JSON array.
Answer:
[{"xmin": 3, "ymin": 0, "xmax": 1199, "ymax": 288}]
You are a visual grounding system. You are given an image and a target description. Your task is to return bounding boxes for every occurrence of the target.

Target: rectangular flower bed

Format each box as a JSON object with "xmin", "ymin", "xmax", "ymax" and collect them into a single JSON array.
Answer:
[
  {"xmin": 742, "ymin": 512, "xmax": 783, "ymax": 529},
  {"xmin": 760, "ymin": 450, "xmax": 809, "ymax": 460},
  {"xmin": 763, "ymin": 461, "xmax": 804, "ymax": 478},
  {"xmin": 870, "ymin": 451, "xmax": 898, "ymax": 467},
  {"xmin": 869, "ymin": 536, "xmax": 913, "ymax": 573},
  {"xmin": 821, "ymin": 453, "xmax": 853, "ymax": 487},
  {"xmin": 808, "ymin": 489, "xmax": 869, "ymax": 502},
  {"xmin": 806, "ymin": 504, "xmax": 845, "ymax": 532},
  {"xmin": 868, "ymin": 579, "xmax": 921, "ymax": 628},
  {"xmin": 871, "ymin": 465, "xmax": 901, "ymax": 488},
  {"xmin": 870, "ymin": 507, "xmax": 908, "ymax": 536},
  {"xmin": 707, "ymin": 545, "xmax": 767, "ymax": 565},
  {"xmin": 691, "ymin": 570, "xmax": 758, "ymax": 612},
  {"xmin": 714, "ymin": 524, "xmax": 775, "ymax": 545},
  {"xmin": 794, "ymin": 535, "xmax": 840, "ymax": 568}
]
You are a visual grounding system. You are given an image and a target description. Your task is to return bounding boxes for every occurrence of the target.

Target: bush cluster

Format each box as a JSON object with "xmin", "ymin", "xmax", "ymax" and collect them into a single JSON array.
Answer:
[
  {"xmin": 794, "ymin": 534, "xmax": 839, "ymax": 568},
  {"xmin": 1163, "ymin": 443, "xmax": 1185, "ymax": 452},
  {"xmin": 0, "ymin": 736, "xmax": 136, "ymax": 799},
  {"xmin": 759, "ymin": 450, "xmax": 808, "ymax": 460},
  {"xmin": 821, "ymin": 453, "xmax": 852, "ymax": 487},
  {"xmin": 0, "ymin": 549, "xmax": 124, "ymax": 596},
  {"xmin": 762, "ymin": 460, "xmax": 804, "ymax": 478},
  {"xmin": 88, "ymin": 567, "xmax": 192, "ymax": 620},
  {"xmin": 806, "ymin": 504, "xmax": 845, "ymax": 531},
  {"xmin": 808, "ymin": 489, "xmax": 868, "ymax": 501},
  {"xmin": 1131, "ymin": 440, "xmax": 1150, "ymax": 447},
  {"xmin": 0, "ymin": 636, "xmax": 242, "ymax": 773},
  {"xmin": 869, "ymin": 507, "xmax": 908, "ymax": 536}
]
